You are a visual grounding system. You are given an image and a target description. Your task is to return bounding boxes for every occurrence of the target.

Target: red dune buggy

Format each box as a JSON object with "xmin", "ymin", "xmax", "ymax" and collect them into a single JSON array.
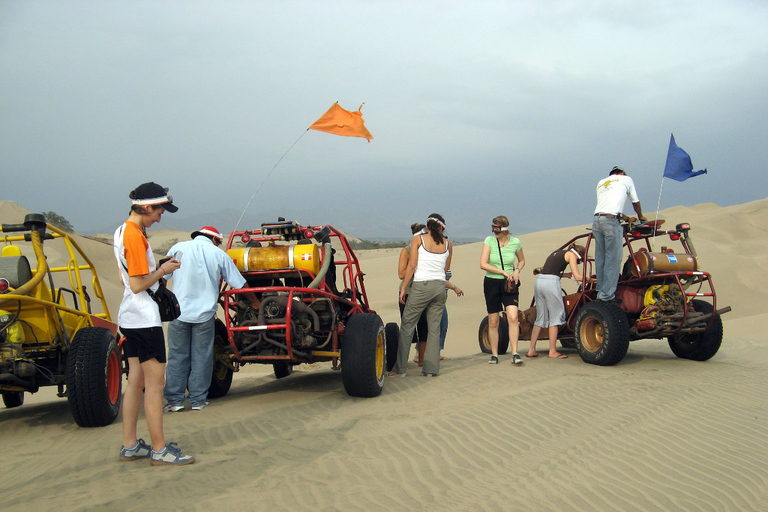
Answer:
[
  {"xmin": 209, "ymin": 219, "xmax": 393, "ymax": 398},
  {"xmin": 479, "ymin": 219, "xmax": 731, "ymax": 365}
]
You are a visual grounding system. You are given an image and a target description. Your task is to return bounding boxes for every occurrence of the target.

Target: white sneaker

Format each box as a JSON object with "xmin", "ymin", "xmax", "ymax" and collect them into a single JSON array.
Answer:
[
  {"xmin": 512, "ymin": 353, "xmax": 523, "ymax": 365},
  {"xmin": 163, "ymin": 403, "xmax": 184, "ymax": 413},
  {"xmin": 150, "ymin": 442, "xmax": 195, "ymax": 466},
  {"xmin": 191, "ymin": 401, "xmax": 209, "ymax": 411}
]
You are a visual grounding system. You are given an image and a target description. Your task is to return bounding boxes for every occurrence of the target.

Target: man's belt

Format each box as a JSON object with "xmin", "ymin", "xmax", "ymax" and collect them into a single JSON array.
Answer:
[{"xmin": 595, "ymin": 213, "xmax": 617, "ymax": 219}]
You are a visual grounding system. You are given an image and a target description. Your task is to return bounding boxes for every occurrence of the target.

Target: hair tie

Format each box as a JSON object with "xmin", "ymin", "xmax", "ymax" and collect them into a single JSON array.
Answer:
[{"xmin": 427, "ymin": 217, "xmax": 446, "ymax": 229}]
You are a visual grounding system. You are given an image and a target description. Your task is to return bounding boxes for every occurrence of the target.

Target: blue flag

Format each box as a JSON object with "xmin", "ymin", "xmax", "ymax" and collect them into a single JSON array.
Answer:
[{"xmin": 663, "ymin": 134, "xmax": 707, "ymax": 181}]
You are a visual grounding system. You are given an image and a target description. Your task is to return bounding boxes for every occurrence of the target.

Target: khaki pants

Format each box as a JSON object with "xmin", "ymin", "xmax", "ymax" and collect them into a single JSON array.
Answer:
[{"xmin": 395, "ymin": 280, "xmax": 446, "ymax": 375}]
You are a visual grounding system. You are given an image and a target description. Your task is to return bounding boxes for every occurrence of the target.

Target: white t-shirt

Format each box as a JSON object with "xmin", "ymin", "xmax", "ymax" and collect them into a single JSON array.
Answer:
[
  {"xmin": 594, "ymin": 174, "xmax": 640, "ymax": 215},
  {"xmin": 113, "ymin": 221, "xmax": 161, "ymax": 328}
]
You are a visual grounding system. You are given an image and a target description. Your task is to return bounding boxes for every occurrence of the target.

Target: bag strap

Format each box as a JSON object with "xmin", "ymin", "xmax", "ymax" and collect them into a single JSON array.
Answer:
[{"xmin": 497, "ymin": 238, "xmax": 505, "ymax": 271}]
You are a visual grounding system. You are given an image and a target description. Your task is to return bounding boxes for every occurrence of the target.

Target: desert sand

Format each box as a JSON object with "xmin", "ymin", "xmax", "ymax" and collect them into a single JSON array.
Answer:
[{"xmin": 1, "ymin": 199, "xmax": 766, "ymax": 512}]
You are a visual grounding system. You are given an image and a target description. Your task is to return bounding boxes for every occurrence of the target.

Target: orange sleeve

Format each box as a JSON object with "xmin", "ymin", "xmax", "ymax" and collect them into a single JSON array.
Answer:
[{"xmin": 123, "ymin": 223, "xmax": 151, "ymax": 277}]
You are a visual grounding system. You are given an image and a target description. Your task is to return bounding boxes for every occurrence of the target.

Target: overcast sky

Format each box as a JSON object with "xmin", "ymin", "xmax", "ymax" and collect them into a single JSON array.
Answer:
[{"xmin": 1, "ymin": 0, "xmax": 766, "ymax": 239}]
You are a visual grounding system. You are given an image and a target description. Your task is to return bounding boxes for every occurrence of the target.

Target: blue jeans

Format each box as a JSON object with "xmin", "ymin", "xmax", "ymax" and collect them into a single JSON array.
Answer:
[
  {"xmin": 592, "ymin": 215, "xmax": 624, "ymax": 300},
  {"xmin": 164, "ymin": 317, "xmax": 215, "ymax": 406}
]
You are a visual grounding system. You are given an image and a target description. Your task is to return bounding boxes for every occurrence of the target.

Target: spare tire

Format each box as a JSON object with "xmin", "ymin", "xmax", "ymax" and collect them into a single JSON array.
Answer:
[{"xmin": 477, "ymin": 315, "xmax": 509, "ymax": 355}]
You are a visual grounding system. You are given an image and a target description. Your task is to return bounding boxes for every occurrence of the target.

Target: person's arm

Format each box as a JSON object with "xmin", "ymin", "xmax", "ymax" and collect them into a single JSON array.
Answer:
[
  {"xmin": 564, "ymin": 251, "xmax": 583, "ymax": 282},
  {"xmin": 397, "ymin": 247, "xmax": 409, "ymax": 280},
  {"xmin": 444, "ymin": 240, "xmax": 453, "ymax": 273},
  {"xmin": 480, "ymin": 243, "xmax": 510, "ymax": 279},
  {"xmin": 446, "ymin": 280, "xmax": 464, "ymax": 296},
  {"xmin": 513, "ymin": 247, "xmax": 525, "ymax": 284},
  {"xmin": 632, "ymin": 201, "xmax": 647, "ymax": 221},
  {"xmin": 129, "ymin": 258, "xmax": 180, "ymax": 294}
]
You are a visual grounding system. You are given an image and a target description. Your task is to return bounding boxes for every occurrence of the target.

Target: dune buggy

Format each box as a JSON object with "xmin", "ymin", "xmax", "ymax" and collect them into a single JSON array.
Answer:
[
  {"xmin": 208, "ymin": 219, "xmax": 392, "ymax": 398},
  {"xmin": 0, "ymin": 214, "xmax": 121, "ymax": 426},
  {"xmin": 479, "ymin": 218, "xmax": 731, "ymax": 366}
]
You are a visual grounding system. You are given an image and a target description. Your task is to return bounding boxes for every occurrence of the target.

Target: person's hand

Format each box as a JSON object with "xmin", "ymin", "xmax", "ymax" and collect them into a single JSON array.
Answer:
[
  {"xmin": 159, "ymin": 257, "xmax": 181, "ymax": 274},
  {"xmin": 453, "ymin": 286, "xmax": 464, "ymax": 297},
  {"xmin": 512, "ymin": 269, "xmax": 520, "ymax": 284},
  {"xmin": 639, "ymin": 215, "xmax": 647, "ymax": 222},
  {"xmin": 250, "ymin": 299, "xmax": 261, "ymax": 310},
  {"xmin": 399, "ymin": 287, "xmax": 407, "ymax": 304}
]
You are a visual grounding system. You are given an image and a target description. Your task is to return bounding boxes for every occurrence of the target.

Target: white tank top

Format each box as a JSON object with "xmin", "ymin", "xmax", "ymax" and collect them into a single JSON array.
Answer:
[{"xmin": 413, "ymin": 235, "xmax": 450, "ymax": 282}]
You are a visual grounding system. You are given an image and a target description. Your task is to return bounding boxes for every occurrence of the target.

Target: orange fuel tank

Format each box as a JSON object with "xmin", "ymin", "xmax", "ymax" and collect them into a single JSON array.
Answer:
[
  {"xmin": 631, "ymin": 252, "xmax": 698, "ymax": 277},
  {"xmin": 227, "ymin": 244, "xmax": 321, "ymax": 275}
]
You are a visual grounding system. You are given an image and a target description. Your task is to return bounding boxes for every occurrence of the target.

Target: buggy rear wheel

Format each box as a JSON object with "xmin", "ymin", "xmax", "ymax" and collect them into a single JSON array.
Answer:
[
  {"xmin": 2, "ymin": 391, "xmax": 24, "ymax": 408},
  {"xmin": 273, "ymin": 361, "xmax": 294, "ymax": 379},
  {"xmin": 574, "ymin": 301, "xmax": 630, "ymax": 366},
  {"xmin": 66, "ymin": 327, "xmax": 122, "ymax": 427},
  {"xmin": 341, "ymin": 313, "xmax": 385, "ymax": 397},
  {"xmin": 477, "ymin": 315, "xmax": 509, "ymax": 355},
  {"xmin": 667, "ymin": 300, "xmax": 723, "ymax": 361},
  {"xmin": 208, "ymin": 320, "xmax": 233, "ymax": 399}
]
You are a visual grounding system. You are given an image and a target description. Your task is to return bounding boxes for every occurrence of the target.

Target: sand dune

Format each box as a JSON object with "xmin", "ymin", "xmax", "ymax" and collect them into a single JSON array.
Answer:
[{"xmin": 1, "ymin": 199, "xmax": 766, "ymax": 511}]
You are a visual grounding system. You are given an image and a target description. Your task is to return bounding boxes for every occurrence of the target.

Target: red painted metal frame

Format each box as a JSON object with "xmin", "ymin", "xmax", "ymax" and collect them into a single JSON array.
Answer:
[
  {"xmin": 217, "ymin": 224, "xmax": 374, "ymax": 364},
  {"xmin": 533, "ymin": 221, "xmax": 721, "ymax": 340}
]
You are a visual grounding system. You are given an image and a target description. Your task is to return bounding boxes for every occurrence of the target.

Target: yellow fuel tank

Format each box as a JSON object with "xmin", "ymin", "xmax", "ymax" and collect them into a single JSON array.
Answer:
[
  {"xmin": 227, "ymin": 244, "xmax": 321, "ymax": 275},
  {"xmin": 631, "ymin": 252, "xmax": 698, "ymax": 277}
]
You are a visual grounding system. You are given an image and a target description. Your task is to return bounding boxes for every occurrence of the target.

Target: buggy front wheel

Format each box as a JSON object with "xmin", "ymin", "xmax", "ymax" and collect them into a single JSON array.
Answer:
[{"xmin": 66, "ymin": 327, "xmax": 122, "ymax": 427}]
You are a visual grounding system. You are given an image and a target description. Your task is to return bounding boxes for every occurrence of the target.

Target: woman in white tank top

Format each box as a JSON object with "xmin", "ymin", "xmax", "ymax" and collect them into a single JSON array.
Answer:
[{"xmin": 391, "ymin": 213, "xmax": 452, "ymax": 377}]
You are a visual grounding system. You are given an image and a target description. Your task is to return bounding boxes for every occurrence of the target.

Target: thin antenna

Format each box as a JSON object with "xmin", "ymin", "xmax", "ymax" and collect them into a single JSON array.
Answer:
[{"xmin": 234, "ymin": 130, "xmax": 308, "ymax": 233}]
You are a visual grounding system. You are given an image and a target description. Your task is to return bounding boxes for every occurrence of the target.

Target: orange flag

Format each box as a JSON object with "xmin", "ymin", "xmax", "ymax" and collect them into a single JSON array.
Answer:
[{"xmin": 308, "ymin": 102, "xmax": 373, "ymax": 142}]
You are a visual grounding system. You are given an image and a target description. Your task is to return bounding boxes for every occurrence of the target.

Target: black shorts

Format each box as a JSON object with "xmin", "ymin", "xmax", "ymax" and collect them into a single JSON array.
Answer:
[
  {"xmin": 120, "ymin": 326, "xmax": 167, "ymax": 364},
  {"xmin": 483, "ymin": 276, "xmax": 519, "ymax": 313}
]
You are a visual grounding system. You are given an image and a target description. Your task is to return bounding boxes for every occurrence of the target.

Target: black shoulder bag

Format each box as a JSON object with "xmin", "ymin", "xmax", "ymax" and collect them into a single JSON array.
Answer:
[{"xmin": 146, "ymin": 280, "xmax": 181, "ymax": 322}]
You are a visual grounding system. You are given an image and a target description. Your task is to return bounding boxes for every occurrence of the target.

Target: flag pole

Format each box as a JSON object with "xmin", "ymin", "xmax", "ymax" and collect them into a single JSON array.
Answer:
[
  {"xmin": 234, "ymin": 130, "xmax": 308, "ymax": 233},
  {"xmin": 651, "ymin": 174, "xmax": 665, "ymax": 251}
]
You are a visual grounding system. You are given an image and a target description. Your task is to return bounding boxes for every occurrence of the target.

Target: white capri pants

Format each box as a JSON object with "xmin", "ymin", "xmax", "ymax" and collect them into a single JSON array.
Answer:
[{"xmin": 533, "ymin": 274, "xmax": 566, "ymax": 328}]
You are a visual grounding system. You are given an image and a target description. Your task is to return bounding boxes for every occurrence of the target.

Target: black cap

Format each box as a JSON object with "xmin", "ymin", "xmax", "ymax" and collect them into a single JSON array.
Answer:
[
  {"xmin": 129, "ymin": 182, "xmax": 178, "ymax": 213},
  {"xmin": 609, "ymin": 166, "xmax": 626, "ymax": 176}
]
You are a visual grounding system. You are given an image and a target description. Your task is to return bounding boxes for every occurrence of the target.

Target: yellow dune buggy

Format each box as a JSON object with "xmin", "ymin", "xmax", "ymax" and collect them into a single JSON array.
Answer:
[{"xmin": 0, "ymin": 213, "xmax": 122, "ymax": 427}]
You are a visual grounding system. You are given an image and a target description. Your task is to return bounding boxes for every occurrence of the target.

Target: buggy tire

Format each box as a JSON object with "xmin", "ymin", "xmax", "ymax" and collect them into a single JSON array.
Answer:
[
  {"xmin": 477, "ymin": 315, "xmax": 509, "ymax": 355},
  {"xmin": 208, "ymin": 320, "xmax": 233, "ymax": 399},
  {"xmin": 574, "ymin": 301, "xmax": 630, "ymax": 366},
  {"xmin": 273, "ymin": 361, "xmax": 293, "ymax": 379},
  {"xmin": 559, "ymin": 338, "xmax": 577, "ymax": 349},
  {"xmin": 385, "ymin": 322, "xmax": 400, "ymax": 372},
  {"xmin": 2, "ymin": 391, "xmax": 24, "ymax": 408},
  {"xmin": 66, "ymin": 327, "xmax": 122, "ymax": 427},
  {"xmin": 341, "ymin": 313, "xmax": 385, "ymax": 397},
  {"xmin": 667, "ymin": 300, "xmax": 723, "ymax": 361}
]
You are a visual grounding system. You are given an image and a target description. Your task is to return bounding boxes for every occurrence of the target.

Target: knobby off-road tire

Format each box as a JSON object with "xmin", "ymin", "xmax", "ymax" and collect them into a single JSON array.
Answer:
[
  {"xmin": 2, "ymin": 391, "xmax": 24, "ymax": 408},
  {"xmin": 667, "ymin": 300, "xmax": 723, "ymax": 361},
  {"xmin": 385, "ymin": 322, "xmax": 400, "ymax": 372},
  {"xmin": 273, "ymin": 361, "xmax": 293, "ymax": 379},
  {"xmin": 341, "ymin": 313, "xmax": 385, "ymax": 398},
  {"xmin": 66, "ymin": 327, "xmax": 122, "ymax": 427},
  {"xmin": 477, "ymin": 315, "xmax": 509, "ymax": 355},
  {"xmin": 574, "ymin": 301, "xmax": 630, "ymax": 366},
  {"xmin": 208, "ymin": 320, "xmax": 233, "ymax": 399}
]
